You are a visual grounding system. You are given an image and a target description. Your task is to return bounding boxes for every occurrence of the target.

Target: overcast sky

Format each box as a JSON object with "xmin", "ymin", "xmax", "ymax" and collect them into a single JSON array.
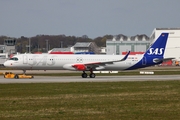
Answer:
[{"xmin": 0, "ymin": 0, "xmax": 179, "ymax": 38}]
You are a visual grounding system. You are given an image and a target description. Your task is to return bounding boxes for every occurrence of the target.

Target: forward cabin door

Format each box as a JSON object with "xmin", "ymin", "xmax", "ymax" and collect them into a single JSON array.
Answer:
[{"xmin": 23, "ymin": 55, "xmax": 28, "ymax": 64}]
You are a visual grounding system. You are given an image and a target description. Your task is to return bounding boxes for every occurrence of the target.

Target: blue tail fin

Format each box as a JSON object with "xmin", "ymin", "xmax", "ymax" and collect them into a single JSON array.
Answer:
[
  {"xmin": 144, "ymin": 33, "xmax": 169, "ymax": 57},
  {"xmin": 125, "ymin": 33, "xmax": 169, "ymax": 70}
]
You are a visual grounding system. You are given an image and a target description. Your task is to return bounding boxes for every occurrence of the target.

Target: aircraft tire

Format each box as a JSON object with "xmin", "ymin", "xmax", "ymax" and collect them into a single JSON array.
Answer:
[
  {"xmin": 90, "ymin": 73, "xmax": 96, "ymax": 78},
  {"xmin": 82, "ymin": 73, "xmax": 87, "ymax": 78}
]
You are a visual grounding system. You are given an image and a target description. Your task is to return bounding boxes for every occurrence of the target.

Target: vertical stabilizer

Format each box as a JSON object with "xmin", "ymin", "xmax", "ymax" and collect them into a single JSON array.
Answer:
[
  {"xmin": 126, "ymin": 33, "xmax": 169, "ymax": 70},
  {"xmin": 144, "ymin": 33, "xmax": 169, "ymax": 57}
]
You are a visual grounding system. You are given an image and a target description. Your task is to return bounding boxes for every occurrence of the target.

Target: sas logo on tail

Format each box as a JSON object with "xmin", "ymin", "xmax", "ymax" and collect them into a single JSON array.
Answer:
[{"xmin": 147, "ymin": 48, "xmax": 164, "ymax": 55}]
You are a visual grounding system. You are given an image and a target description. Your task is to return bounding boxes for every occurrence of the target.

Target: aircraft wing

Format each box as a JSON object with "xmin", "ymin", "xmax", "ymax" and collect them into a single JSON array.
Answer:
[
  {"xmin": 71, "ymin": 51, "xmax": 130, "ymax": 71},
  {"xmin": 85, "ymin": 51, "xmax": 130, "ymax": 65}
]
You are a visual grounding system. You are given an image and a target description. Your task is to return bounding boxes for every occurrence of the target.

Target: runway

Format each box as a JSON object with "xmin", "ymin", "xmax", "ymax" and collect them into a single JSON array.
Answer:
[{"xmin": 0, "ymin": 75, "xmax": 180, "ymax": 83}]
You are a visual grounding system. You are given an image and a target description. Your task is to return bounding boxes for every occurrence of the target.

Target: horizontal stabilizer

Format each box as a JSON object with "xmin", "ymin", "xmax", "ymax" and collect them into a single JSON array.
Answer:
[
  {"xmin": 153, "ymin": 57, "xmax": 175, "ymax": 63},
  {"xmin": 163, "ymin": 57, "xmax": 175, "ymax": 62}
]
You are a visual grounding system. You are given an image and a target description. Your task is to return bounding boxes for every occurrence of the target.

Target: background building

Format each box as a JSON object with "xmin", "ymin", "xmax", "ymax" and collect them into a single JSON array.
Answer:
[
  {"xmin": 4, "ymin": 39, "xmax": 17, "ymax": 55},
  {"xmin": 106, "ymin": 34, "xmax": 150, "ymax": 55},
  {"xmin": 0, "ymin": 39, "xmax": 16, "ymax": 65},
  {"xmin": 73, "ymin": 42, "xmax": 100, "ymax": 54}
]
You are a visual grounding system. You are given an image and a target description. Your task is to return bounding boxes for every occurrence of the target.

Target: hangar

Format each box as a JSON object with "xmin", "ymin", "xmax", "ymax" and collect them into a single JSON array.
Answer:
[
  {"xmin": 106, "ymin": 34, "xmax": 150, "ymax": 55},
  {"xmin": 106, "ymin": 28, "xmax": 180, "ymax": 62}
]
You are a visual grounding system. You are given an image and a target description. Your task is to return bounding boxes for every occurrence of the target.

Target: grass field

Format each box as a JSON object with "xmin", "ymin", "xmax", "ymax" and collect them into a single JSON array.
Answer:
[{"xmin": 0, "ymin": 81, "xmax": 180, "ymax": 120}]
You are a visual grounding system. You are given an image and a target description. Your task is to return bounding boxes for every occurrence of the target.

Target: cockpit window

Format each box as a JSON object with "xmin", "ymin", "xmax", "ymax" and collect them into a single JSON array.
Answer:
[{"xmin": 9, "ymin": 57, "xmax": 18, "ymax": 61}]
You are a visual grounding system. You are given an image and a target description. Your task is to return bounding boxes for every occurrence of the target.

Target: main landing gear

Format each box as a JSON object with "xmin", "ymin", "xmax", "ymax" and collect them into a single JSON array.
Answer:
[{"xmin": 81, "ymin": 71, "xmax": 96, "ymax": 78}]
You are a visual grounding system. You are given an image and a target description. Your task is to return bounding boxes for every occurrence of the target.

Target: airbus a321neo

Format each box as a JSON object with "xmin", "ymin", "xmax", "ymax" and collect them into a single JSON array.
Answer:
[{"xmin": 4, "ymin": 33, "xmax": 172, "ymax": 78}]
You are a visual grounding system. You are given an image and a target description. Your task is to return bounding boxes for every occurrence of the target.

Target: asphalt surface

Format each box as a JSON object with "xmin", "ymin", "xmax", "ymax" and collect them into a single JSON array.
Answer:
[
  {"xmin": 0, "ymin": 75, "xmax": 180, "ymax": 83},
  {"xmin": 0, "ymin": 68, "xmax": 180, "ymax": 83}
]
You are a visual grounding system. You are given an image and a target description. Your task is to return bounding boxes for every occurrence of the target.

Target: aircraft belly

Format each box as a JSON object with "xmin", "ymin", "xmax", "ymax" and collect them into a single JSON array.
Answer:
[
  {"xmin": 32, "ymin": 65, "xmax": 64, "ymax": 70},
  {"xmin": 103, "ymin": 62, "xmax": 131, "ymax": 70},
  {"xmin": 18, "ymin": 64, "xmax": 64, "ymax": 70}
]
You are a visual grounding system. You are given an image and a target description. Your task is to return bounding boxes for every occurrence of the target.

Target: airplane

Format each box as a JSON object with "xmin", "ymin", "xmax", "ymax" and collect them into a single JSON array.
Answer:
[{"xmin": 3, "ymin": 33, "xmax": 173, "ymax": 78}]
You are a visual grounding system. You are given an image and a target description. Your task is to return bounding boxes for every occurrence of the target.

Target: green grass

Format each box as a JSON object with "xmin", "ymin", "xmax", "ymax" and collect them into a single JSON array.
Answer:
[{"xmin": 0, "ymin": 81, "xmax": 180, "ymax": 120}]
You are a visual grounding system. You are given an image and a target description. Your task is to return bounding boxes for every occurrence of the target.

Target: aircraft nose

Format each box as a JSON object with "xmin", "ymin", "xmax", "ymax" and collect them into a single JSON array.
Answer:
[{"xmin": 3, "ymin": 61, "xmax": 10, "ymax": 67}]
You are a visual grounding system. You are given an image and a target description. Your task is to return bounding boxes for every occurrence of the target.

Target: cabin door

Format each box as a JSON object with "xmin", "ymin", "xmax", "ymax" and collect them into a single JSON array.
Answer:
[{"xmin": 23, "ymin": 55, "xmax": 28, "ymax": 64}]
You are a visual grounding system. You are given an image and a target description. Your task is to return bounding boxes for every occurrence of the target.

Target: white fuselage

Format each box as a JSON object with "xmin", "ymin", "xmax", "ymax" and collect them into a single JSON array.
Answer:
[{"xmin": 4, "ymin": 54, "xmax": 144, "ymax": 71}]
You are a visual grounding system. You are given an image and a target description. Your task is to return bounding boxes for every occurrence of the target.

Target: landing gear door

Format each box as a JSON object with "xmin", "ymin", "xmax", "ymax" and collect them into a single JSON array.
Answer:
[{"xmin": 23, "ymin": 55, "xmax": 28, "ymax": 64}]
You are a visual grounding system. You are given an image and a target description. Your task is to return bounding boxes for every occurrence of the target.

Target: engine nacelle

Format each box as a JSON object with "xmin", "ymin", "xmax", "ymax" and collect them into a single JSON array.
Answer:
[{"xmin": 72, "ymin": 64, "xmax": 86, "ymax": 71}]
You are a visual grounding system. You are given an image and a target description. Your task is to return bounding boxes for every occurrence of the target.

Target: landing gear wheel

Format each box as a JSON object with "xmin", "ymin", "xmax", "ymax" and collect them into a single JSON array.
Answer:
[
  {"xmin": 82, "ymin": 73, "xmax": 88, "ymax": 78},
  {"xmin": 14, "ymin": 74, "xmax": 19, "ymax": 79},
  {"xmin": 90, "ymin": 73, "xmax": 96, "ymax": 78}
]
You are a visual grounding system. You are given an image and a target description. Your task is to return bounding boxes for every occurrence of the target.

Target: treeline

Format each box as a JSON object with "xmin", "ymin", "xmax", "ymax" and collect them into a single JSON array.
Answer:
[{"xmin": 0, "ymin": 35, "xmax": 113, "ymax": 53}]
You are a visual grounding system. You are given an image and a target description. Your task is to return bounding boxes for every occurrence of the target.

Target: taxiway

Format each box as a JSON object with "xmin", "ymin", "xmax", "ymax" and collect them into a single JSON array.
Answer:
[{"xmin": 0, "ymin": 75, "xmax": 180, "ymax": 83}]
